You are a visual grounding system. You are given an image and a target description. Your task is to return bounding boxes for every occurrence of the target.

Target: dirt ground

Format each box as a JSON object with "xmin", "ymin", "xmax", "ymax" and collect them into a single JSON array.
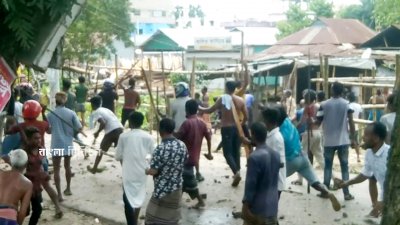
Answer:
[{"xmin": 2, "ymin": 128, "xmax": 382, "ymax": 225}]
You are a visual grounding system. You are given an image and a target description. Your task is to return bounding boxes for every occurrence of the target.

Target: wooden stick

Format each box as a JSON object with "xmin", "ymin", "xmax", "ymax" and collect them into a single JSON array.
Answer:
[
  {"xmin": 141, "ymin": 67, "xmax": 159, "ymax": 125},
  {"xmin": 311, "ymin": 77, "xmax": 395, "ymax": 82},
  {"xmin": 323, "ymin": 56, "xmax": 329, "ymax": 97},
  {"xmin": 190, "ymin": 57, "xmax": 196, "ymax": 98},
  {"xmin": 372, "ymin": 67, "xmax": 377, "ymax": 120},
  {"xmin": 231, "ymin": 97, "xmax": 251, "ymax": 158},
  {"xmin": 310, "ymin": 79, "xmax": 394, "ymax": 88},
  {"xmin": 161, "ymin": 52, "xmax": 169, "ymax": 114},
  {"xmin": 395, "ymin": 55, "xmax": 400, "ymax": 90}
]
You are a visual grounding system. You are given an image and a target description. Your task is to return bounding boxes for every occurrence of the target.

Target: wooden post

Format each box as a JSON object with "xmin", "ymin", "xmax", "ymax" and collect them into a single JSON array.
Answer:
[
  {"xmin": 316, "ymin": 72, "xmax": 321, "ymax": 92},
  {"xmin": 156, "ymin": 87, "xmax": 160, "ymax": 144},
  {"xmin": 372, "ymin": 67, "xmax": 377, "ymax": 121},
  {"xmin": 359, "ymin": 73, "xmax": 363, "ymax": 104},
  {"xmin": 395, "ymin": 55, "xmax": 400, "ymax": 90},
  {"xmin": 274, "ymin": 73, "xmax": 278, "ymax": 98},
  {"xmin": 114, "ymin": 54, "xmax": 119, "ymax": 82},
  {"xmin": 141, "ymin": 67, "xmax": 159, "ymax": 131},
  {"xmin": 323, "ymin": 56, "xmax": 329, "ymax": 97},
  {"xmin": 240, "ymin": 31, "xmax": 244, "ymax": 74},
  {"xmin": 161, "ymin": 52, "xmax": 169, "ymax": 114},
  {"xmin": 332, "ymin": 66, "xmax": 336, "ymax": 78},
  {"xmin": 190, "ymin": 57, "xmax": 196, "ymax": 98}
]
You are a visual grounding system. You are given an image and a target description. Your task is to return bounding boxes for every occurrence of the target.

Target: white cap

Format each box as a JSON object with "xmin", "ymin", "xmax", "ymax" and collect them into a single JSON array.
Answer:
[{"xmin": 9, "ymin": 149, "xmax": 28, "ymax": 169}]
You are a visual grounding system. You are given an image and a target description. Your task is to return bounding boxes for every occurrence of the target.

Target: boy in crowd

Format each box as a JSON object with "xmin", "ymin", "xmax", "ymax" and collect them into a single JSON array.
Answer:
[
  {"xmin": 175, "ymin": 100, "xmax": 213, "ymax": 207},
  {"xmin": 62, "ymin": 79, "xmax": 76, "ymax": 111},
  {"xmin": 87, "ymin": 96, "xmax": 123, "ymax": 174}
]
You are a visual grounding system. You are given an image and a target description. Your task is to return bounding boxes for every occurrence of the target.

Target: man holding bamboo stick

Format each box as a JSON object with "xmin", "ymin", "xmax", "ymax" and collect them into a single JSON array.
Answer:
[{"xmin": 199, "ymin": 81, "xmax": 247, "ymax": 187}]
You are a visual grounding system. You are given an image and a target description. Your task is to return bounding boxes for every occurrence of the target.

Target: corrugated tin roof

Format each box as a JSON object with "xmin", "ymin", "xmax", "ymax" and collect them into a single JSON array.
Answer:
[
  {"xmin": 278, "ymin": 18, "xmax": 376, "ymax": 45},
  {"xmin": 248, "ymin": 18, "xmax": 376, "ymax": 61},
  {"xmin": 361, "ymin": 25, "xmax": 400, "ymax": 48}
]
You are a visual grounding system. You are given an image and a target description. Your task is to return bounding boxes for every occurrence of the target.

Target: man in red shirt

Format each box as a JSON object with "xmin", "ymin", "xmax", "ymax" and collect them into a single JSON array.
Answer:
[{"xmin": 175, "ymin": 99, "xmax": 213, "ymax": 208}]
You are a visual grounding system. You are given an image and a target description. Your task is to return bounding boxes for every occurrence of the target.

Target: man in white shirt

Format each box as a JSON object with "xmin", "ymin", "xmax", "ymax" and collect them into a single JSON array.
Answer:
[
  {"xmin": 337, "ymin": 122, "xmax": 389, "ymax": 217},
  {"xmin": 281, "ymin": 90, "xmax": 296, "ymax": 121},
  {"xmin": 262, "ymin": 107, "xmax": 286, "ymax": 197},
  {"xmin": 87, "ymin": 96, "xmax": 124, "ymax": 174},
  {"xmin": 115, "ymin": 111, "xmax": 155, "ymax": 225},
  {"xmin": 348, "ymin": 92, "xmax": 363, "ymax": 162},
  {"xmin": 380, "ymin": 93, "xmax": 396, "ymax": 145}
]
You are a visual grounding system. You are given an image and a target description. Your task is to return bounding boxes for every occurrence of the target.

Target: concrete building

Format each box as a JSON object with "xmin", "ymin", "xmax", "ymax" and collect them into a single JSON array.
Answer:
[{"xmin": 129, "ymin": 0, "xmax": 175, "ymax": 36}]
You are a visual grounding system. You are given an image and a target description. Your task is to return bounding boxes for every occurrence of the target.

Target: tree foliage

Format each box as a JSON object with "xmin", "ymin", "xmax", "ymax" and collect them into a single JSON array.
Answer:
[
  {"xmin": 309, "ymin": 0, "xmax": 334, "ymax": 18},
  {"xmin": 338, "ymin": 0, "xmax": 375, "ymax": 29},
  {"xmin": 0, "ymin": 0, "xmax": 76, "ymax": 67},
  {"xmin": 173, "ymin": 4, "xmax": 205, "ymax": 28},
  {"xmin": 63, "ymin": 0, "xmax": 134, "ymax": 64},
  {"xmin": 276, "ymin": 4, "xmax": 312, "ymax": 40},
  {"xmin": 374, "ymin": 0, "xmax": 400, "ymax": 29}
]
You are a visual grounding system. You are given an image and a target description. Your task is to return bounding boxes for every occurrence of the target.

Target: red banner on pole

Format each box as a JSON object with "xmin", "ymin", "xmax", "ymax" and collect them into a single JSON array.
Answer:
[{"xmin": 0, "ymin": 57, "xmax": 17, "ymax": 112}]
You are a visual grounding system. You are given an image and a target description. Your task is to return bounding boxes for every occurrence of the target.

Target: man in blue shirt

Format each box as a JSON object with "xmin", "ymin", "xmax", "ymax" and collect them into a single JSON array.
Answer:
[
  {"xmin": 242, "ymin": 122, "xmax": 280, "ymax": 225},
  {"xmin": 276, "ymin": 106, "xmax": 341, "ymax": 212}
]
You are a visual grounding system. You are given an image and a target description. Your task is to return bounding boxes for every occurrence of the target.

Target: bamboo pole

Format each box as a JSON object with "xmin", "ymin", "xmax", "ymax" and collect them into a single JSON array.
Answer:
[
  {"xmin": 372, "ymin": 67, "xmax": 377, "ymax": 120},
  {"xmin": 311, "ymin": 77, "xmax": 395, "ymax": 82},
  {"xmin": 319, "ymin": 54, "xmax": 324, "ymax": 92},
  {"xmin": 190, "ymin": 57, "xmax": 196, "ymax": 98},
  {"xmin": 323, "ymin": 56, "xmax": 329, "ymax": 97},
  {"xmin": 161, "ymin": 52, "xmax": 169, "ymax": 114},
  {"xmin": 141, "ymin": 67, "xmax": 159, "ymax": 125},
  {"xmin": 156, "ymin": 87, "xmax": 160, "ymax": 144},
  {"xmin": 332, "ymin": 66, "xmax": 336, "ymax": 78},
  {"xmin": 316, "ymin": 72, "xmax": 321, "ymax": 92},
  {"xmin": 361, "ymin": 104, "xmax": 386, "ymax": 109},
  {"xmin": 359, "ymin": 73, "xmax": 363, "ymax": 104},
  {"xmin": 309, "ymin": 80, "xmax": 394, "ymax": 88},
  {"xmin": 395, "ymin": 55, "xmax": 400, "ymax": 90}
]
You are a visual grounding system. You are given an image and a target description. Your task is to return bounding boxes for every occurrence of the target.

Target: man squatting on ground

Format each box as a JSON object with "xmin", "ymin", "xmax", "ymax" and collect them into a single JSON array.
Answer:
[
  {"xmin": 87, "ymin": 95, "xmax": 123, "ymax": 174},
  {"xmin": 175, "ymin": 99, "xmax": 213, "ymax": 208},
  {"xmin": 115, "ymin": 111, "xmax": 155, "ymax": 225},
  {"xmin": 199, "ymin": 81, "xmax": 247, "ymax": 187}
]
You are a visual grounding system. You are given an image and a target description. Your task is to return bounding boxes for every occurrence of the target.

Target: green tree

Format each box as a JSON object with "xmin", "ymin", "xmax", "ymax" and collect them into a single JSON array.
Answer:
[
  {"xmin": 277, "ymin": 4, "xmax": 312, "ymax": 39},
  {"xmin": 63, "ymin": 0, "xmax": 134, "ymax": 65},
  {"xmin": 338, "ymin": 0, "xmax": 375, "ymax": 29},
  {"xmin": 374, "ymin": 0, "xmax": 400, "ymax": 29},
  {"xmin": 309, "ymin": 0, "xmax": 334, "ymax": 18},
  {"xmin": 0, "ymin": 0, "xmax": 76, "ymax": 69}
]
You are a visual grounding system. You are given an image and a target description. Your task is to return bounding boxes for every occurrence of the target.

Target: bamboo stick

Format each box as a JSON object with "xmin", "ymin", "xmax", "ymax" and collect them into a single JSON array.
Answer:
[
  {"xmin": 161, "ymin": 52, "xmax": 169, "ymax": 114},
  {"xmin": 190, "ymin": 57, "xmax": 196, "ymax": 98},
  {"xmin": 310, "ymin": 79, "xmax": 394, "ymax": 88},
  {"xmin": 323, "ymin": 56, "xmax": 329, "ymax": 97},
  {"xmin": 372, "ymin": 67, "xmax": 377, "ymax": 120},
  {"xmin": 395, "ymin": 55, "xmax": 400, "ymax": 89},
  {"xmin": 316, "ymin": 72, "xmax": 321, "ymax": 92},
  {"xmin": 311, "ymin": 77, "xmax": 395, "ymax": 82}
]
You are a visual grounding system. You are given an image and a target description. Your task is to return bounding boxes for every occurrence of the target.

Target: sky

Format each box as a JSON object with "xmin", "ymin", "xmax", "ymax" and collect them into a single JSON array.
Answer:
[{"xmin": 172, "ymin": 0, "xmax": 361, "ymax": 21}]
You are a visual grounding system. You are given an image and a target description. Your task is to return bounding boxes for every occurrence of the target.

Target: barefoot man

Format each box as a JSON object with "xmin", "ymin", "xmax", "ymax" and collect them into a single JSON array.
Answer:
[
  {"xmin": 87, "ymin": 96, "xmax": 123, "ymax": 174},
  {"xmin": 0, "ymin": 149, "xmax": 32, "ymax": 225},
  {"xmin": 175, "ymin": 100, "xmax": 213, "ymax": 208},
  {"xmin": 199, "ymin": 81, "xmax": 247, "ymax": 187},
  {"xmin": 47, "ymin": 92, "xmax": 82, "ymax": 201}
]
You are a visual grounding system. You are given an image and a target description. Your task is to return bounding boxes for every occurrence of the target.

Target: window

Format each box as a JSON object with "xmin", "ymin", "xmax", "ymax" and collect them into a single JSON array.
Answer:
[{"xmin": 152, "ymin": 10, "xmax": 162, "ymax": 17}]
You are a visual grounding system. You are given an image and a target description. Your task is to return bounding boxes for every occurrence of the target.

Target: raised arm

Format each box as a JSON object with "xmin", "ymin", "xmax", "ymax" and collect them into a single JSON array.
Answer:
[
  {"xmin": 199, "ymin": 98, "xmax": 222, "ymax": 114},
  {"xmin": 236, "ymin": 63, "xmax": 250, "ymax": 94}
]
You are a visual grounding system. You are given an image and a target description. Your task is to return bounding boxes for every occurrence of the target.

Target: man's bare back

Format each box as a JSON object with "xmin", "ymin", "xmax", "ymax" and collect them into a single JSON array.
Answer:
[
  {"xmin": 219, "ymin": 95, "xmax": 247, "ymax": 127},
  {"xmin": 0, "ymin": 170, "xmax": 32, "ymax": 209},
  {"xmin": 124, "ymin": 89, "xmax": 140, "ymax": 109}
]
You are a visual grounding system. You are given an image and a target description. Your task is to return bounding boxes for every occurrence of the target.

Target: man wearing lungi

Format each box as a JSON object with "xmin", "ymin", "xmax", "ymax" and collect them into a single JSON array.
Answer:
[
  {"xmin": 0, "ymin": 149, "xmax": 32, "ymax": 225},
  {"xmin": 175, "ymin": 100, "xmax": 213, "ymax": 209},
  {"xmin": 145, "ymin": 118, "xmax": 187, "ymax": 225}
]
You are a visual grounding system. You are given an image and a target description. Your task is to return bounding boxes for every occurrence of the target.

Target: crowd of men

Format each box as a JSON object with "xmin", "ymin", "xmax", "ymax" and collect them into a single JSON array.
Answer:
[{"xmin": 0, "ymin": 72, "xmax": 397, "ymax": 225}]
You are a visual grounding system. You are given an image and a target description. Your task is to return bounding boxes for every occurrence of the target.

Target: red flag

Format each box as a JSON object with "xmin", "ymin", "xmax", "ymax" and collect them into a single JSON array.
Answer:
[{"xmin": 0, "ymin": 57, "xmax": 17, "ymax": 112}]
